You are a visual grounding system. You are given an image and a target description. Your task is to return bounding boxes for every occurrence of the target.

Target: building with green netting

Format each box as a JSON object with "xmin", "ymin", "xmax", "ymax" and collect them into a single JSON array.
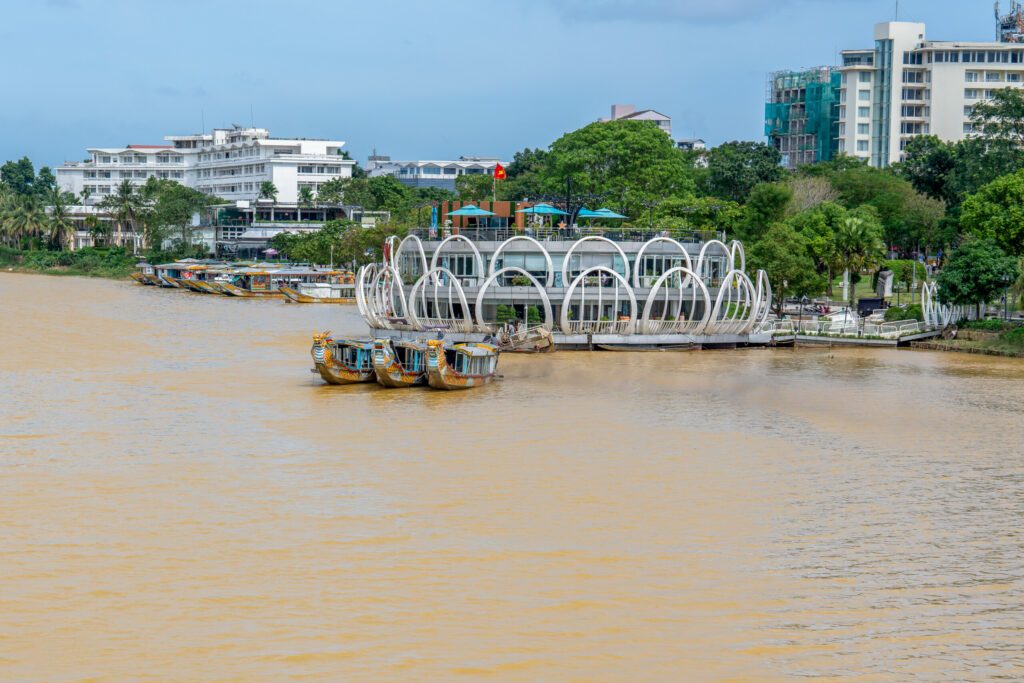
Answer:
[{"xmin": 764, "ymin": 67, "xmax": 841, "ymax": 169}]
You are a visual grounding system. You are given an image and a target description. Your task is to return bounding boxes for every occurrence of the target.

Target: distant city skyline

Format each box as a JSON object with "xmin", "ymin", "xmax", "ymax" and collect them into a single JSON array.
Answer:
[{"xmin": 0, "ymin": 0, "xmax": 1001, "ymax": 169}]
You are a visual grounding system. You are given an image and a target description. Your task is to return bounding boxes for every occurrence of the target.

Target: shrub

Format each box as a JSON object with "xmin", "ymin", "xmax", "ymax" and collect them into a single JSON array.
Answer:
[
  {"xmin": 527, "ymin": 306, "xmax": 541, "ymax": 324},
  {"xmin": 960, "ymin": 318, "xmax": 1010, "ymax": 331}
]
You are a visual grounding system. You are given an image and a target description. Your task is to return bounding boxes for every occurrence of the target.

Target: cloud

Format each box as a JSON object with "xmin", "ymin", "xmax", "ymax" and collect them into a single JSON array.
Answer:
[{"xmin": 536, "ymin": 0, "xmax": 834, "ymax": 24}]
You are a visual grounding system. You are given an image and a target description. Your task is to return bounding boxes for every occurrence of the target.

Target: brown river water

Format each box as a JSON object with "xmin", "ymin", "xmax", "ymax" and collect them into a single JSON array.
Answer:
[{"xmin": 2, "ymin": 272, "xmax": 1023, "ymax": 682}]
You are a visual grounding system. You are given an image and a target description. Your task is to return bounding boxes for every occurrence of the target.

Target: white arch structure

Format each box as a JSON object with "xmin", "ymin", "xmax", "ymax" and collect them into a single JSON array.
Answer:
[
  {"xmin": 487, "ymin": 236, "xmax": 555, "ymax": 287},
  {"xmin": 560, "ymin": 266, "xmax": 638, "ymax": 335},
  {"xmin": 394, "ymin": 234, "xmax": 429, "ymax": 283},
  {"xmin": 475, "ymin": 267, "xmax": 554, "ymax": 332},
  {"xmin": 631, "ymin": 237, "xmax": 694, "ymax": 289},
  {"xmin": 408, "ymin": 267, "xmax": 475, "ymax": 332},
  {"xmin": 639, "ymin": 267, "xmax": 711, "ymax": 335},
  {"xmin": 560, "ymin": 236, "xmax": 631, "ymax": 288},
  {"xmin": 358, "ymin": 234, "xmax": 780, "ymax": 340},
  {"xmin": 429, "ymin": 234, "xmax": 484, "ymax": 284}
]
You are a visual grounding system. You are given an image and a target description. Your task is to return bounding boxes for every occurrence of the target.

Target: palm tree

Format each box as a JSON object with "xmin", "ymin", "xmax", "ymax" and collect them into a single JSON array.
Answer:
[
  {"xmin": 6, "ymin": 196, "xmax": 48, "ymax": 248},
  {"xmin": 0, "ymin": 186, "xmax": 15, "ymax": 246},
  {"xmin": 833, "ymin": 216, "xmax": 886, "ymax": 313},
  {"xmin": 258, "ymin": 181, "xmax": 278, "ymax": 202},
  {"xmin": 47, "ymin": 190, "xmax": 76, "ymax": 251},
  {"xmin": 99, "ymin": 180, "xmax": 144, "ymax": 252},
  {"xmin": 297, "ymin": 185, "xmax": 314, "ymax": 221}
]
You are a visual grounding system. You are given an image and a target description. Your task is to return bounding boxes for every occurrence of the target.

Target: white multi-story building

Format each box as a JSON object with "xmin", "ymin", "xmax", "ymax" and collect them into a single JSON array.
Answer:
[
  {"xmin": 57, "ymin": 126, "xmax": 355, "ymax": 204},
  {"xmin": 365, "ymin": 155, "xmax": 505, "ymax": 192},
  {"xmin": 599, "ymin": 104, "xmax": 672, "ymax": 137},
  {"xmin": 836, "ymin": 21, "xmax": 1024, "ymax": 167}
]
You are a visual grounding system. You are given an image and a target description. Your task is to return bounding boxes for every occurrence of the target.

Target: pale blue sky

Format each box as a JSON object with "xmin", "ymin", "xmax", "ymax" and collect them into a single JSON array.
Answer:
[{"xmin": 0, "ymin": 0, "xmax": 1001, "ymax": 169}]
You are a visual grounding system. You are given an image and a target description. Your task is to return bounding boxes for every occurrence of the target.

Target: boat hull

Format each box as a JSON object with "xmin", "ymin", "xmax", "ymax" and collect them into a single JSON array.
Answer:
[
  {"xmin": 314, "ymin": 363, "xmax": 375, "ymax": 385},
  {"xmin": 280, "ymin": 286, "xmax": 355, "ymax": 304},
  {"xmin": 130, "ymin": 272, "xmax": 147, "ymax": 285},
  {"xmin": 221, "ymin": 282, "xmax": 284, "ymax": 298},
  {"xmin": 372, "ymin": 342, "xmax": 426, "ymax": 388},
  {"xmin": 311, "ymin": 335, "xmax": 376, "ymax": 385},
  {"xmin": 425, "ymin": 340, "xmax": 499, "ymax": 390}
]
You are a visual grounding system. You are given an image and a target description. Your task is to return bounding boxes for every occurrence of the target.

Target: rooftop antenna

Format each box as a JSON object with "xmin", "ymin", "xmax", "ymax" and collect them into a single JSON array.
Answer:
[{"xmin": 895, "ymin": 0, "xmax": 900, "ymax": 20}]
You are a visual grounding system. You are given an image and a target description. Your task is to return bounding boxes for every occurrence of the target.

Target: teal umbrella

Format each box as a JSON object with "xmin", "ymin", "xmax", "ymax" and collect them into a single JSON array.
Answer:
[
  {"xmin": 576, "ymin": 208, "xmax": 605, "ymax": 218},
  {"xmin": 595, "ymin": 208, "xmax": 627, "ymax": 219},
  {"xmin": 516, "ymin": 202, "xmax": 568, "ymax": 216},
  {"xmin": 448, "ymin": 204, "xmax": 495, "ymax": 217}
]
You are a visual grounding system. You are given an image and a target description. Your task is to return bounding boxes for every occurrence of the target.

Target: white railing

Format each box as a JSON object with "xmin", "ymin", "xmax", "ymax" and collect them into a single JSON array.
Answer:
[
  {"xmin": 563, "ymin": 320, "xmax": 635, "ymax": 335},
  {"xmin": 417, "ymin": 317, "xmax": 477, "ymax": 333}
]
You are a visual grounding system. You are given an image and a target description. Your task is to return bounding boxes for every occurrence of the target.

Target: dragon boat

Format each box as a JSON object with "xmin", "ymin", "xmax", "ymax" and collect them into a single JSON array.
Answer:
[
  {"xmin": 310, "ymin": 332, "xmax": 376, "ymax": 385},
  {"xmin": 425, "ymin": 340, "xmax": 500, "ymax": 390},
  {"xmin": 372, "ymin": 339, "xmax": 428, "ymax": 388}
]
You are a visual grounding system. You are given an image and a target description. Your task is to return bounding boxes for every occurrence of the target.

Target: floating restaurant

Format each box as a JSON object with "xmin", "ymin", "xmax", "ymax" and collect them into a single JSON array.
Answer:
[{"xmin": 356, "ymin": 218, "xmax": 775, "ymax": 350}]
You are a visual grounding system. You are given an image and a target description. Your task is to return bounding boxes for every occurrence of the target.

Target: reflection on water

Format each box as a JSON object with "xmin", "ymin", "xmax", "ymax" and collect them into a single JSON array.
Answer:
[{"xmin": 2, "ymin": 273, "xmax": 1023, "ymax": 682}]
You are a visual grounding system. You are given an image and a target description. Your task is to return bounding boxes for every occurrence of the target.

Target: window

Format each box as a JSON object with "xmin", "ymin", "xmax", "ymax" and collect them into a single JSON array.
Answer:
[
  {"xmin": 838, "ymin": 122, "xmax": 846, "ymax": 135},
  {"xmin": 858, "ymin": 106, "xmax": 870, "ymax": 118},
  {"xmin": 298, "ymin": 165, "xmax": 313, "ymax": 174},
  {"xmin": 841, "ymin": 73, "xmax": 848, "ymax": 85},
  {"xmin": 964, "ymin": 122, "xmax": 974, "ymax": 134},
  {"xmin": 964, "ymin": 105, "xmax": 974, "ymax": 116},
  {"xmin": 839, "ymin": 90, "xmax": 847, "ymax": 103},
  {"xmin": 966, "ymin": 71, "xmax": 980, "ymax": 82},
  {"xmin": 902, "ymin": 88, "xmax": 924, "ymax": 100},
  {"xmin": 901, "ymin": 105, "xmax": 924, "ymax": 117},
  {"xmin": 858, "ymin": 89, "xmax": 871, "ymax": 101},
  {"xmin": 421, "ymin": 167, "xmax": 441, "ymax": 175},
  {"xmin": 1009, "ymin": 73, "xmax": 1022, "ymax": 82},
  {"xmin": 858, "ymin": 123, "xmax": 870, "ymax": 135},
  {"xmin": 965, "ymin": 88, "xmax": 980, "ymax": 99},
  {"xmin": 859, "ymin": 71, "xmax": 872, "ymax": 83},
  {"xmin": 857, "ymin": 140, "xmax": 869, "ymax": 152},
  {"xmin": 100, "ymin": 156, "xmax": 111, "ymax": 164},
  {"xmin": 903, "ymin": 71, "xmax": 924, "ymax": 83},
  {"xmin": 986, "ymin": 72, "xmax": 1003, "ymax": 82},
  {"xmin": 838, "ymin": 105, "xmax": 847, "ymax": 119},
  {"xmin": 900, "ymin": 122, "xmax": 925, "ymax": 134},
  {"xmin": 903, "ymin": 51, "xmax": 923, "ymax": 65},
  {"xmin": 838, "ymin": 140, "xmax": 846, "ymax": 152}
]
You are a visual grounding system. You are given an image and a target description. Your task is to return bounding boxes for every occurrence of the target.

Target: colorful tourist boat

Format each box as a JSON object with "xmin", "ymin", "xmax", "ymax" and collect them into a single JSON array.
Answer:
[
  {"xmin": 280, "ymin": 282, "xmax": 356, "ymax": 304},
  {"xmin": 425, "ymin": 340, "xmax": 500, "ymax": 390},
  {"xmin": 130, "ymin": 271, "xmax": 149, "ymax": 285},
  {"xmin": 372, "ymin": 339, "xmax": 428, "ymax": 388},
  {"xmin": 310, "ymin": 333, "xmax": 375, "ymax": 385}
]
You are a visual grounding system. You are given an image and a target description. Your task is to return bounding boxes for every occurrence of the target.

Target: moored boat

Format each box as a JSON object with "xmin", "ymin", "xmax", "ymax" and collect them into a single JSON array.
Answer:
[
  {"xmin": 372, "ymin": 339, "xmax": 428, "ymax": 388},
  {"xmin": 425, "ymin": 340, "xmax": 500, "ymax": 390},
  {"xmin": 311, "ymin": 333, "xmax": 375, "ymax": 385},
  {"xmin": 280, "ymin": 282, "xmax": 356, "ymax": 304},
  {"xmin": 130, "ymin": 272, "xmax": 148, "ymax": 285}
]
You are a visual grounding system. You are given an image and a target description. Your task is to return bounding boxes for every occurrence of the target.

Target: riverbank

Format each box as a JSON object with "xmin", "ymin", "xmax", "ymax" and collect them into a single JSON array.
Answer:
[
  {"xmin": 912, "ymin": 324, "xmax": 1024, "ymax": 358},
  {"xmin": 0, "ymin": 246, "xmax": 137, "ymax": 279}
]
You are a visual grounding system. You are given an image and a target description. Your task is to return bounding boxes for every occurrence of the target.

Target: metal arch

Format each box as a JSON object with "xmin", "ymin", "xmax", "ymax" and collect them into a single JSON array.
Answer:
[
  {"xmin": 729, "ymin": 240, "xmax": 746, "ymax": 272},
  {"xmin": 429, "ymin": 234, "xmax": 484, "ymax": 283},
  {"xmin": 370, "ymin": 264, "xmax": 409, "ymax": 328},
  {"xmin": 395, "ymin": 234, "xmax": 429, "ymax": 282},
  {"xmin": 355, "ymin": 264, "xmax": 382, "ymax": 328},
  {"xmin": 631, "ymin": 237, "xmax": 694, "ymax": 289},
  {"xmin": 708, "ymin": 269, "xmax": 757, "ymax": 334},
  {"xmin": 560, "ymin": 266, "xmax": 638, "ymax": 335},
  {"xmin": 560, "ymin": 236, "xmax": 631, "ymax": 289},
  {"xmin": 487, "ymin": 235, "xmax": 555, "ymax": 287},
  {"xmin": 408, "ymin": 267, "xmax": 473, "ymax": 332},
  {"xmin": 752, "ymin": 269, "xmax": 773, "ymax": 331},
  {"xmin": 474, "ymin": 267, "xmax": 554, "ymax": 332},
  {"xmin": 383, "ymin": 235, "xmax": 400, "ymax": 270},
  {"xmin": 639, "ymin": 267, "xmax": 711, "ymax": 335},
  {"xmin": 695, "ymin": 239, "xmax": 733, "ymax": 281}
]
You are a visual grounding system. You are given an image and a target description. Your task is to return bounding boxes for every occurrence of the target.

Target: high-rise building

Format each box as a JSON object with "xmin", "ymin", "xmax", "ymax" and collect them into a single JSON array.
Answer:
[
  {"xmin": 57, "ymin": 126, "xmax": 355, "ymax": 204},
  {"xmin": 771, "ymin": 14, "xmax": 1024, "ymax": 169},
  {"xmin": 765, "ymin": 67, "xmax": 842, "ymax": 169},
  {"xmin": 837, "ymin": 21, "xmax": 1024, "ymax": 167}
]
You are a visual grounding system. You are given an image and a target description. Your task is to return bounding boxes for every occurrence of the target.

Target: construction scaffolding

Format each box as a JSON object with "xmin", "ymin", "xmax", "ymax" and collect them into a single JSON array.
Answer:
[
  {"xmin": 996, "ymin": 2, "xmax": 1024, "ymax": 42},
  {"xmin": 765, "ymin": 66, "xmax": 841, "ymax": 170}
]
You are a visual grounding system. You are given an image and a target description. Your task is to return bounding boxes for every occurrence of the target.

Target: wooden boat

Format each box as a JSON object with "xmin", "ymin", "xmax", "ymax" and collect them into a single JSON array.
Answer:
[
  {"xmin": 372, "ymin": 339, "xmax": 428, "ymax": 388},
  {"xmin": 425, "ymin": 340, "xmax": 500, "ymax": 390},
  {"xmin": 496, "ymin": 324, "xmax": 555, "ymax": 353},
  {"xmin": 280, "ymin": 285, "xmax": 356, "ymax": 304},
  {"xmin": 220, "ymin": 281, "xmax": 285, "ymax": 298},
  {"xmin": 142, "ymin": 273, "xmax": 163, "ymax": 286},
  {"xmin": 310, "ymin": 332, "xmax": 375, "ymax": 385},
  {"xmin": 130, "ymin": 272, "xmax": 148, "ymax": 285}
]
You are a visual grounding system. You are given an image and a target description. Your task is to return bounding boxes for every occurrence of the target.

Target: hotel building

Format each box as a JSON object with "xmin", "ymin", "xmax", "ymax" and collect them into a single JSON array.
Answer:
[
  {"xmin": 366, "ymin": 155, "xmax": 505, "ymax": 192},
  {"xmin": 56, "ymin": 126, "xmax": 355, "ymax": 204}
]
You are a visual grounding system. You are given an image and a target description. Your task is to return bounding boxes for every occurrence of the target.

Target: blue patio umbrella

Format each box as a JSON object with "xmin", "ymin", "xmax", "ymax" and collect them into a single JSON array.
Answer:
[
  {"xmin": 515, "ymin": 202, "xmax": 568, "ymax": 216},
  {"xmin": 447, "ymin": 204, "xmax": 495, "ymax": 217},
  {"xmin": 595, "ymin": 208, "xmax": 627, "ymax": 219},
  {"xmin": 576, "ymin": 207, "xmax": 605, "ymax": 219}
]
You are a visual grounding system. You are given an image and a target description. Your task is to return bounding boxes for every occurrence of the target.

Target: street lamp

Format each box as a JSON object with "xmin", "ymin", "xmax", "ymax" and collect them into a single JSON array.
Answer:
[
  {"xmin": 799, "ymin": 295, "xmax": 809, "ymax": 338},
  {"xmin": 1003, "ymin": 273, "xmax": 1011, "ymax": 320}
]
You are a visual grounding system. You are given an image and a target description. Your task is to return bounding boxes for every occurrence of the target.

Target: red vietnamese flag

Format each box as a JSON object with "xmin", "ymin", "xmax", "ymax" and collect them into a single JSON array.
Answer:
[{"xmin": 493, "ymin": 163, "xmax": 507, "ymax": 180}]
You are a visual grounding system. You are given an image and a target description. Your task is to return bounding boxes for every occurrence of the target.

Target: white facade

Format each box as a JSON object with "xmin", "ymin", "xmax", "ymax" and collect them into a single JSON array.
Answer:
[
  {"xmin": 837, "ymin": 22, "xmax": 1024, "ymax": 167},
  {"xmin": 365, "ymin": 156, "xmax": 505, "ymax": 192},
  {"xmin": 600, "ymin": 104, "xmax": 672, "ymax": 137},
  {"xmin": 57, "ymin": 126, "xmax": 355, "ymax": 204}
]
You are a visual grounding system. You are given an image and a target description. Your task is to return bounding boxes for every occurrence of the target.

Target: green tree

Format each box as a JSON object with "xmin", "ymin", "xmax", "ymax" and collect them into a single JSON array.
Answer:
[
  {"xmin": 543, "ymin": 120, "xmax": 696, "ymax": 216},
  {"xmin": 503, "ymin": 147, "xmax": 549, "ymax": 200},
  {"xmin": 704, "ymin": 141, "xmax": 784, "ymax": 203},
  {"xmin": 969, "ymin": 87, "xmax": 1024, "ymax": 147},
  {"xmin": 959, "ymin": 167, "xmax": 1024, "ymax": 256},
  {"xmin": 786, "ymin": 202, "xmax": 847, "ymax": 292},
  {"xmin": 5, "ymin": 195, "xmax": 48, "ymax": 247},
  {"xmin": 151, "ymin": 182, "xmax": 210, "ymax": 246},
  {"xmin": 258, "ymin": 181, "xmax": 278, "ymax": 202},
  {"xmin": 99, "ymin": 180, "xmax": 145, "ymax": 251},
  {"xmin": 748, "ymin": 222, "xmax": 821, "ymax": 312},
  {"xmin": 738, "ymin": 182, "xmax": 792, "ymax": 242},
  {"xmin": 47, "ymin": 189, "xmax": 75, "ymax": 250},
  {"xmin": 893, "ymin": 135, "xmax": 957, "ymax": 204},
  {"xmin": 0, "ymin": 157, "xmax": 35, "ymax": 196},
  {"xmin": 315, "ymin": 177, "xmax": 347, "ymax": 204},
  {"xmin": 832, "ymin": 212, "xmax": 886, "ymax": 311},
  {"xmin": 455, "ymin": 173, "xmax": 494, "ymax": 202},
  {"xmin": 298, "ymin": 186, "xmax": 315, "ymax": 220},
  {"xmin": 368, "ymin": 175, "xmax": 412, "ymax": 212},
  {"xmin": 653, "ymin": 196, "xmax": 744, "ymax": 236},
  {"xmin": 34, "ymin": 166, "xmax": 57, "ymax": 199},
  {"xmin": 936, "ymin": 237, "xmax": 1019, "ymax": 319}
]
